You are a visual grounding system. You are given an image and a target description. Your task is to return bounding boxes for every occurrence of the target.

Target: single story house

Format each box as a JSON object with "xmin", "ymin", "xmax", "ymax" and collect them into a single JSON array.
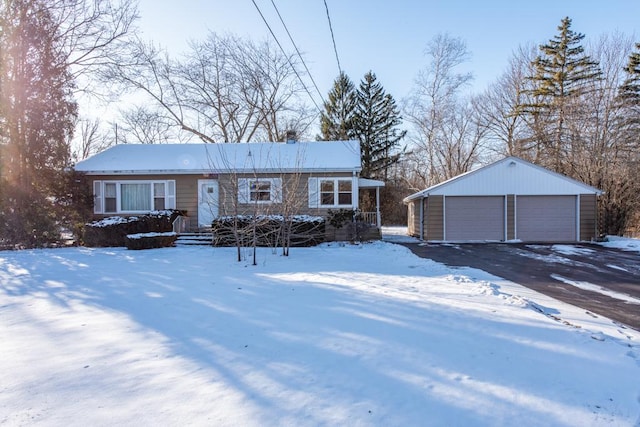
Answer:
[
  {"xmin": 74, "ymin": 140, "xmax": 384, "ymax": 234},
  {"xmin": 403, "ymin": 156, "xmax": 602, "ymax": 242}
]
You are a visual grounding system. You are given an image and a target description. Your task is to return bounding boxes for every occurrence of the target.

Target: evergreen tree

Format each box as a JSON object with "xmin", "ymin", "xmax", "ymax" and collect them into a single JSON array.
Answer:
[
  {"xmin": 320, "ymin": 71, "xmax": 357, "ymax": 140},
  {"xmin": 617, "ymin": 43, "xmax": 640, "ymax": 138},
  {"xmin": 0, "ymin": 0, "xmax": 79, "ymax": 246},
  {"xmin": 519, "ymin": 17, "xmax": 601, "ymax": 172},
  {"xmin": 353, "ymin": 71, "xmax": 406, "ymax": 179}
]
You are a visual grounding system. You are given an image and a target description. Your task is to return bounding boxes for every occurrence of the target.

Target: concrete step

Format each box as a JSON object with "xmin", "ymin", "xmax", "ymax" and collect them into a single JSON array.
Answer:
[{"xmin": 175, "ymin": 232, "xmax": 213, "ymax": 246}]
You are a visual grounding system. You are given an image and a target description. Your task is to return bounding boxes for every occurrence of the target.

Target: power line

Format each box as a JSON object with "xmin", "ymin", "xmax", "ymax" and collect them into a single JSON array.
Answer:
[
  {"xmin": 269, "ymin": 0, "xmax": 326, "ymax": 105},
  {"xmin": 323, "ymin": 0, "xmax": 342, "ymax": 75},
  {"xmin": 250, "ymin": 0, "xmax": 323, "ymax": 114}
]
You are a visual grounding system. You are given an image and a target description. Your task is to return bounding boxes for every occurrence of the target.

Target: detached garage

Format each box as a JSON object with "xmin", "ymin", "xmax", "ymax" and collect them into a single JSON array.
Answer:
[{"xmin": 404, "ymin": 157, "xmax": 601, "ymax": 242}]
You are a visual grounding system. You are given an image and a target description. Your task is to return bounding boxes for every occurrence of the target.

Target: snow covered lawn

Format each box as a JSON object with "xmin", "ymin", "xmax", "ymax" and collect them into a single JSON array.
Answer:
[{"xmin": 1, "ymin": 242, "xmax": 639, "ymax": 426}]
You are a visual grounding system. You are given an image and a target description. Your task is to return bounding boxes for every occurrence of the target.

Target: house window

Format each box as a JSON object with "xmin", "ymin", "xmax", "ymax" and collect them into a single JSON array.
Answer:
[
  {"xmin": 104, "ymin": 183, "xmax": 117, "ymax": 213},
  {"xmin": 319, "ymin": 178, "xmax": 352, "ymax": 207},
  {"xmin": 121, "ymin": 183, "xmax": 152, "ymax": 211},
  {"xmin": 154, "ymin": 183, "xmax": 166, "ymax": 210},
  {"xmin": 320, "ymin": 180, "xmax": 335, "ymax": 205},
  {"xmin": 238, "ymin": 178, "xmax": 282, "ymax": 204},
  {"xmin": 94, "ymin": 180, "xmax": 175, "ymax": 214},
  {"xmin": 338, "ymin": 180, "xmax": 352, "ymax": 205},
  {"xmin": 250, "ymin": 180, "xmax": 272, "ymax": 202}
]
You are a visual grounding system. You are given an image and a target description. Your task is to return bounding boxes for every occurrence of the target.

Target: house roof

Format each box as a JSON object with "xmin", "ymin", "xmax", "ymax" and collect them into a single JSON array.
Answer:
[
  {"xmin": 403, "ymin": 156, "xmax": 602, "ymax": 203},
  {"xmin": 74, "ymin": 141, "xmax": 362, "ymax": 175}
]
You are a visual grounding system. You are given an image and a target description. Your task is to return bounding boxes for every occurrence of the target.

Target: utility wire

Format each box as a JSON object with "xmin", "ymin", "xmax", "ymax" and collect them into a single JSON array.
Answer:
[
  {"xmin": 323, "ymin": 0, "xmax": 342, "ymax": 75},
  {"xmin": 250, "ymin": 0, "xmax": 323, "ymax": 114},
  {"xmin": 269, "ymin": 0, "xmax": 326, "ymax": 105}
]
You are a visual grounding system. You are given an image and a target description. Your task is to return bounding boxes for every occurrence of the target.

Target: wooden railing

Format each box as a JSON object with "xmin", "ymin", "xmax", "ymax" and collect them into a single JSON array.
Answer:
[{"xmin": 359, "ymin": 211, "xmax": 378, "ymax": 226}]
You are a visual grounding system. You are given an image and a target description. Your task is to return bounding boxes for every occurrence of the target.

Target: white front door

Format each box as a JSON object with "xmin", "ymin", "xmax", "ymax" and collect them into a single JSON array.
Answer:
[{"xmin": 197, "ymin": 179, "xmax": 218, "ymax": 228}]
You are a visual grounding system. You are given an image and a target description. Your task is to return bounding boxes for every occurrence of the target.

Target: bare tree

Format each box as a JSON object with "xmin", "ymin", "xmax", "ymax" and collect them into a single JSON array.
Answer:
[
  {"xmin": 117, "ymin": 105, "xmax": 189, "ymax": 144},
  {"xmin": 112, "ymin": 33, "xmax": 315, "ymax": 143},
  {"xmin": 579, "ymin": 33, "xmax": 639, "ymax": 235},
  {"xmin": 474, "ymin": 44, "xmax": 537, "ymax": 159},
  {"xmin": 404, "ymin": 33, "xmax": 476, "ymax": 187},
  {"xmin": 72, "ymin": 117, "xmax": 114, "ymax": 160},
  {"xmin": 48, "ymin": 0, "xmax": 138, "ymax": 97}
]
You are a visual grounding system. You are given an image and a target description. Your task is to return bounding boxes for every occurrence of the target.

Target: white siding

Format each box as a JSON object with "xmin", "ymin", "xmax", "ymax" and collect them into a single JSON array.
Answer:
[{"xmin": 426, "ymin": 158, "xmax": 598, "ymax": 196}]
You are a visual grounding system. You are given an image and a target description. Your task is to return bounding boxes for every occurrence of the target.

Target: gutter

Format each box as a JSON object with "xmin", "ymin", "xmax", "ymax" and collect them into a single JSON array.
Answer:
[{"xmin": 77, "ymin": 167, "xmax": 363, "ymax": 175}]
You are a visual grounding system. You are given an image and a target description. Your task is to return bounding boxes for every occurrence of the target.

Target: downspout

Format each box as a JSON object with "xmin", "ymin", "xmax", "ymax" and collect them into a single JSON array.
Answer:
[
  {"xmin": 352, "ymin": 172, "xmax": 359, "ymax": 210},
  {"xmin": 504, "ymin": 195, "xmax": 507, "ymax": 241},
  {"xmin": 376, "ymin": 186, "xmax": 381, "ymax": 228},
  {"xmin": 576, "ymin": 194, "xmax": 580, "ymax": 241},
  {"xmin": 419, "ymin": 196, "xmax": 425, "ymax": 240}
]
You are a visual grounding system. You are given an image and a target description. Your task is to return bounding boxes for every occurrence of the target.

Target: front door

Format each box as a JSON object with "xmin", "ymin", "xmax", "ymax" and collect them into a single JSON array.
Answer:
[{"xmin": 197, "ymin": 179, "xmax": 218, "ymax": 228}]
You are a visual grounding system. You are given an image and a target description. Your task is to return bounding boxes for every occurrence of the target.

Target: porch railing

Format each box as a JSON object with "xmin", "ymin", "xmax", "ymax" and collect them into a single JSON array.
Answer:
[
  {"xmin": 359, "ymin": 211, "xmax": 378, "ymax": 226},
  {"xmin": 172, "ymin": 215, "xmax": 188, "ymax": 233}
]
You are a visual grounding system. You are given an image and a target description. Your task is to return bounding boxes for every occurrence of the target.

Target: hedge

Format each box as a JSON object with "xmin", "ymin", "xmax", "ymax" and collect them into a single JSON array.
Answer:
[
  {"xmin": 211, "ymin": 215, "xmax": 325, "ymax": 247},
  {"xmin": 125, "ymin": 232, "xmax": 177, "ymax": 250},
  {"xmin": 84, "ymin": 210, "xmax": 185, "ymax": 247}
]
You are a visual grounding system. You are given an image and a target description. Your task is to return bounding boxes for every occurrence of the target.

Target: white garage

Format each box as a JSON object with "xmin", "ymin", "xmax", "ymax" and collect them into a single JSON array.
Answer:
[{"xmin": 404, "ymin": 157, "xmax": 601, "ymax": 242}]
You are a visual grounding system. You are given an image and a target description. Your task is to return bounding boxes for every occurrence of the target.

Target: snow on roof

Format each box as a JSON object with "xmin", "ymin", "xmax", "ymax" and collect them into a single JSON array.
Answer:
[
  {"xmin": 74, "ymin": 141, "xmax": 362, "ymax": 175},
  {"xmin": 403, "ymin": 156, "xmax": 602, "ymax": 202}
]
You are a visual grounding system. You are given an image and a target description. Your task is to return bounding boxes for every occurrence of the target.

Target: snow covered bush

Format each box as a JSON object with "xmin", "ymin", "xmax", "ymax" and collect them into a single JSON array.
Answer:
[
  {"xmin": 211, "ymin": 215, "xmax": 325, "ymax": 248},
  {"xmin": 84, "ymin": 210, "xmax": 185, "ymax": 247},
  {"xmin": 125, "ymin": 232, "xmax": 177, "ymax": 250}
]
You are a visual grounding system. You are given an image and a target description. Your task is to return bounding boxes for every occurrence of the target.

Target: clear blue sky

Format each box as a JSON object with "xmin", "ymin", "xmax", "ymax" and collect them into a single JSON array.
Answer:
[{"xmin": 136, "ymin": 0, "xmax": 639, "ymax": 106}]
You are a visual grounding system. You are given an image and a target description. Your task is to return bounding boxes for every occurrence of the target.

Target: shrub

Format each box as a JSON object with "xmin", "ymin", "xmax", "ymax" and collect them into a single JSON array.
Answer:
[
  {"xmin": 0, "ymin": 182, "xmax": 61, "ymax": 248},
  {"xmin": 327, "ymin": 208, "xmax": 356, "ymax": 229},
  {"xmin": 211, "ymin": 215, "xmax": 325, "ymax": 247},
  {"xmin": 84, "ymin": 210, "xmax": 185, "ymax": 247},
  {"xmin": 125, "ymin": 232, "xmax": 177, "ymax": 250}
]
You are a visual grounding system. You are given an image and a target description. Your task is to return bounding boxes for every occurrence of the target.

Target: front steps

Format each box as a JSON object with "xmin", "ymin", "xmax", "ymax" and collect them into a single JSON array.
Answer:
[
  {"xmin": 175, "ymin": 232, "xmax": 213, "ymax": 246},
  {"xmin": 175, "ymin": 225, "xmax": 382, "ymax": 247}
]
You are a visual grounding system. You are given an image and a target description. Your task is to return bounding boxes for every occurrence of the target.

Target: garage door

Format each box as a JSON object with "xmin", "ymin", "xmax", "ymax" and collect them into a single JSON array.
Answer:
[
  {"xmin": 445, "ymin": 196, "xmax": 504, "ymax": 241},
  {"xmin": 516, "ymin": 195, "xmax": 576, "ymax": 241}
]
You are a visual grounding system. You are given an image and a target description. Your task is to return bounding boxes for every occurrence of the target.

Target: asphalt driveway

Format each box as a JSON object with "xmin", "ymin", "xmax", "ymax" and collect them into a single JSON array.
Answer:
[{"xmin": 399, "ymin": 242, "xmax": 640, "ymax": 331}]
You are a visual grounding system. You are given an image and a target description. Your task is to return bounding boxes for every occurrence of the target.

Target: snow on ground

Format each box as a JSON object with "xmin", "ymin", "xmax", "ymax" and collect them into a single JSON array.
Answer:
[
  {"xmin": 550, "ymin": 244, "xmax": 597, "ymax": 256},
  {"xmin": 600, "ymin": 236, "xmax": 640, "ymax": 254},
  {"xmin": 550, "ymin": 274, "xmax": 640, "ymax": 306},
  {"xmin": 1, "ymin": 240, "xmax": 639, "ymax": 426},
  {"xmin": 380, "ymin": 225, "xmax": 420, "ymax": 243}
]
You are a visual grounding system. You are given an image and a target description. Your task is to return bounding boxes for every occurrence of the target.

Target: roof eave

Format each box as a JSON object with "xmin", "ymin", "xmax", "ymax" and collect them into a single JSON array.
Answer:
[{"xmin": 79, "ymin": 167, "xmax": 361, "ymax": 176}]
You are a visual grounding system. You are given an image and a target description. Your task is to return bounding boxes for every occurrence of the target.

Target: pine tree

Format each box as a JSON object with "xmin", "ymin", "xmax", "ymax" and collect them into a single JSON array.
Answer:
[
  {"xmin": 320, "ymin": 71, "xmax": 357, "ymax": 140},
  {"xmin": 0, "ymin": 0, "xmax": 79, "ymax": 246},
  {"xmin": 353, "ymin": 71, "xmax": 406, "ymax": 180},
  {"xmin": 519, "ymin": 17, "xmax": 601, "ymax": 172},
  {"xmin": 617, "ymin": 43, "xmax": 640, "ymax": 139}
]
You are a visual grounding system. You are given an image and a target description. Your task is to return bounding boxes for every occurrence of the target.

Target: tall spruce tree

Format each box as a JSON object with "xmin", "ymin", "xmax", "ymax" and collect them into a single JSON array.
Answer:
[
  {"xmin": 519, "ymin": 17, "xmax": 601, "ymax": 172},
  {"xmin": 353, "ymin": 71, "xmax": 406, "ymax": 179},
  {"xmin": 320, "ymin": 71, "xmax": 357, "ymax": 140},
  {"xmin": 0, "ymin": 0, "xmax": 79, "ymax": 246},
  {"xmin": 618, "ymin": 43, "xmax": 640, "ymax": 139}
]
